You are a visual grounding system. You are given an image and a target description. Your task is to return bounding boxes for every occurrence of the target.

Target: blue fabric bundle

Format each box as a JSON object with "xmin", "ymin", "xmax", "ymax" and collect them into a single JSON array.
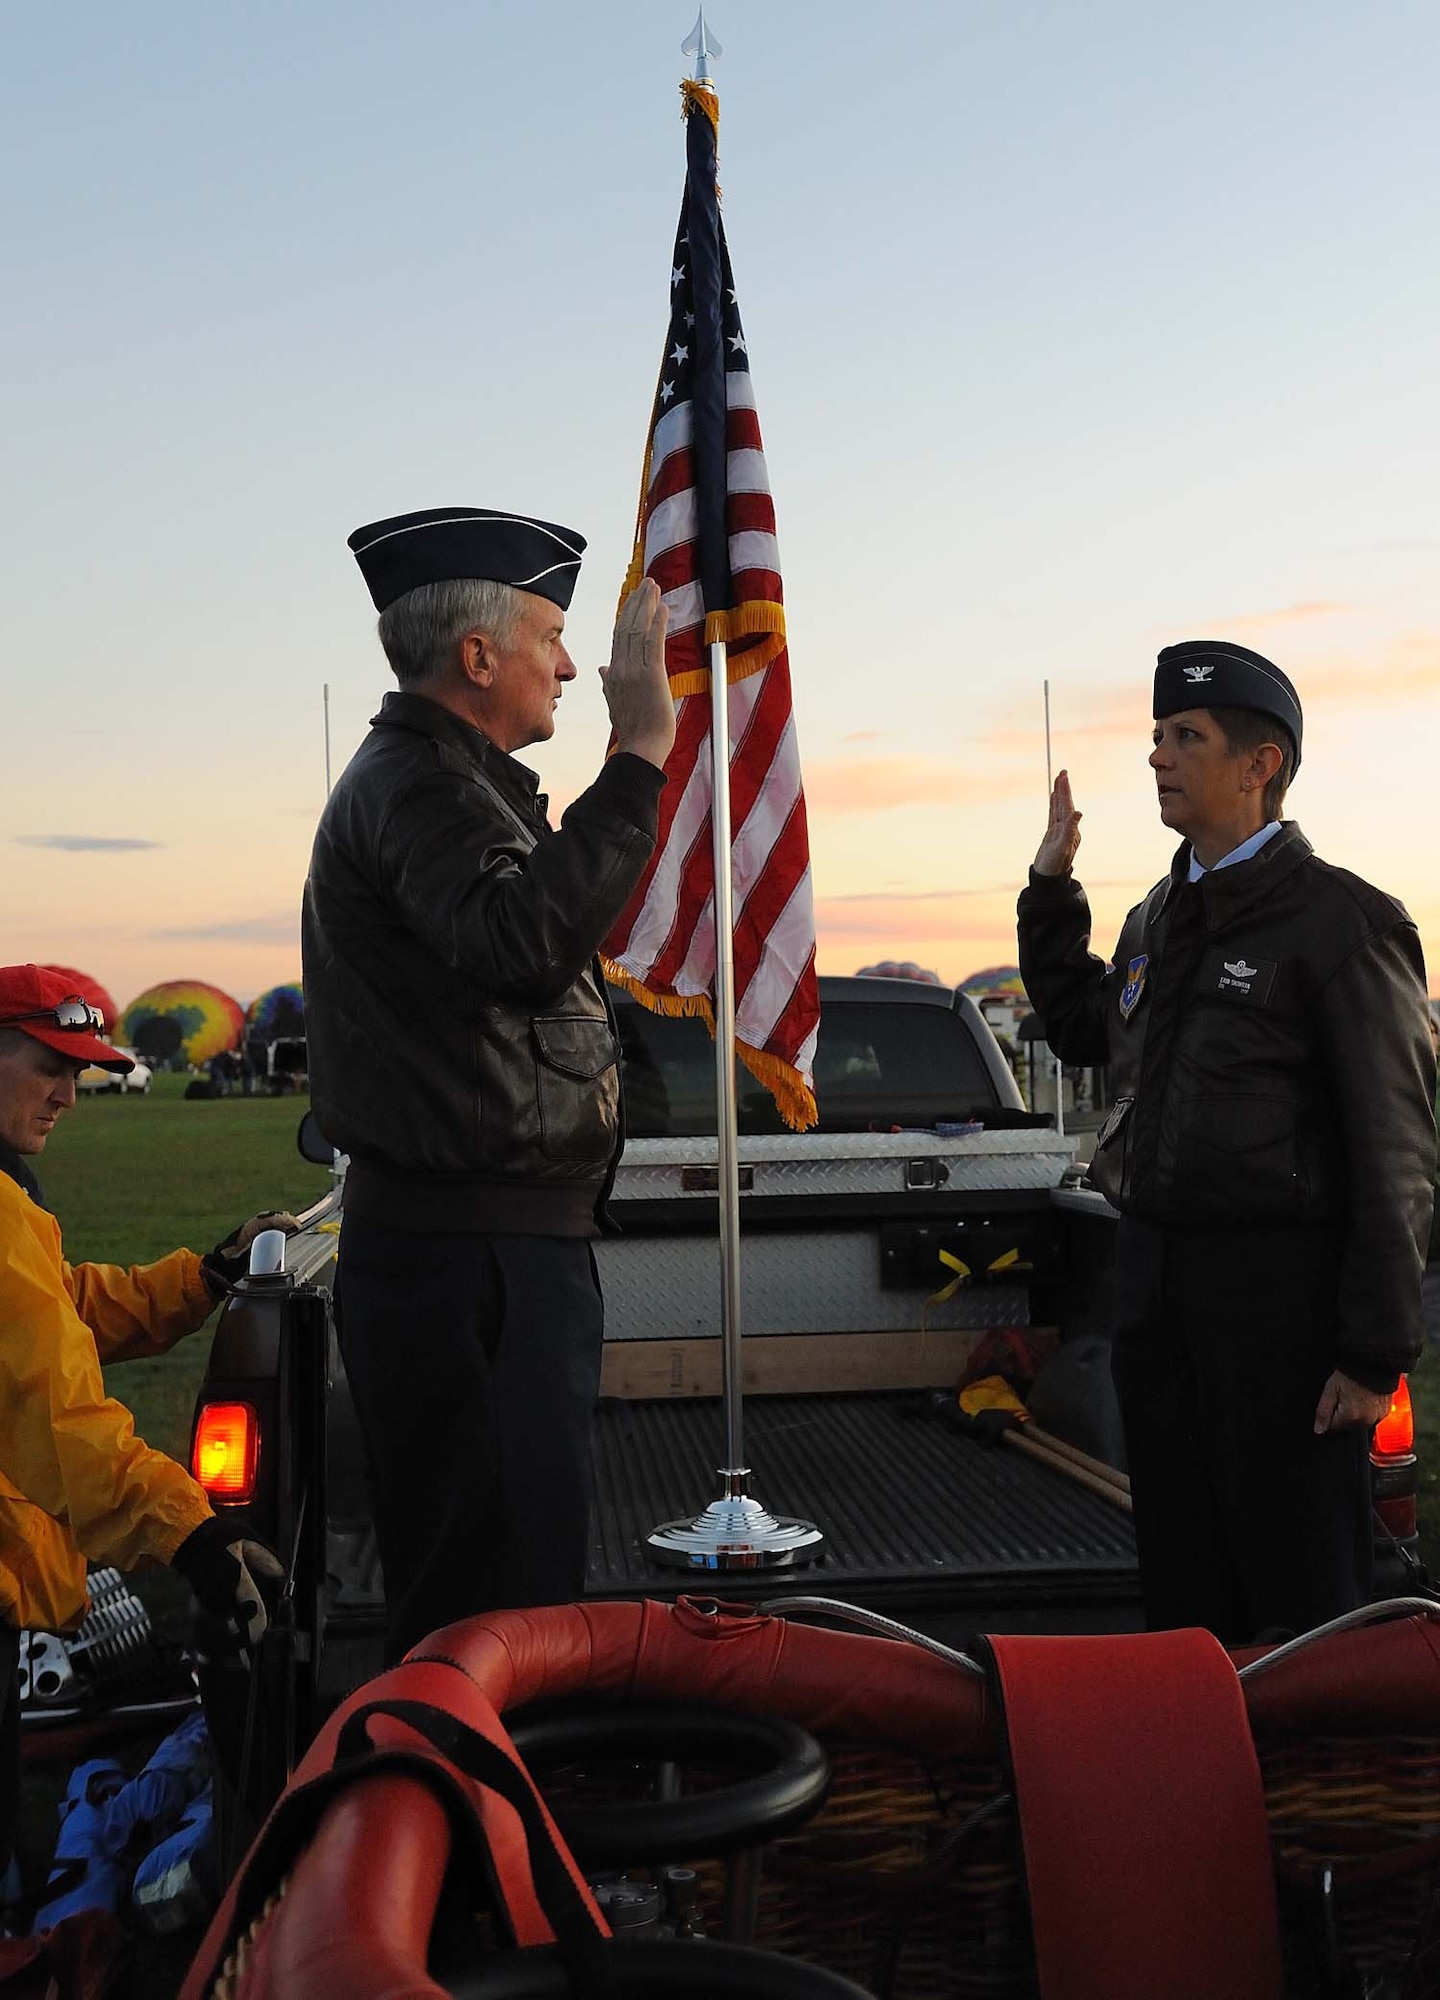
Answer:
[
  {"xmin": 34, "ymin": 1759, "xmax": 127, "ymax": 1927},
  {"xmin": 36, "ymin": 1711, "xmax": 216, "ymax": 1935},
  {"xmin": 102, "ymin": 1709, "xmax": 210, "ymax": 1862},
  {"xmin": 131, "ymin": 1780, "xmax": 216, "ymax": 1934}
]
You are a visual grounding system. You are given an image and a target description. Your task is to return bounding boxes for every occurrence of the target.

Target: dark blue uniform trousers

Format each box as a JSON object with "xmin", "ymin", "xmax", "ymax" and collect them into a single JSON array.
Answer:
[
  {"xmin": 1112, "ymin": 1216, "xmax": 1373, "ymax": 1643},
  {"xmin": 336, "ymin": 1216, "xmax": 604, "ymax": 1663}
]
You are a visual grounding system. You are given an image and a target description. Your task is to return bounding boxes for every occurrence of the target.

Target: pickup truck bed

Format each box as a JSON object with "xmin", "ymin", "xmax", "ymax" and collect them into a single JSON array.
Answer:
[
  {"xmin": 588, "ymin": 1390, "xmax": 1136, "ymax": 1605},
  {"xmin": 314, "ymin": 1387, "xmax": 1138, "ymax": 1702}
]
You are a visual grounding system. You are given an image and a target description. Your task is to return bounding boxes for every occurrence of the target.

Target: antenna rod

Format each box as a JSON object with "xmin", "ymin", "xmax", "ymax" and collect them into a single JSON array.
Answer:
[
  {"xmin": 1043, "ymin": 679, "xmax": 1053, "ymax": 796},
  {"xmin": 323, "ymin": 683, "xmax": 332, "ymax": 797}
]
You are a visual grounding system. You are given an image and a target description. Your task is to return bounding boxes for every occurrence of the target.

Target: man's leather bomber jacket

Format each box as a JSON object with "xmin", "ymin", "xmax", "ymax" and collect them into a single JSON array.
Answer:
[
  {"xmin": 1017, "ymin": 824, "xmax": 1436, "ymax": 1385},
  {"xmin": 302, "ymin": 693, "xmax": 665, "ymax": 1236}
]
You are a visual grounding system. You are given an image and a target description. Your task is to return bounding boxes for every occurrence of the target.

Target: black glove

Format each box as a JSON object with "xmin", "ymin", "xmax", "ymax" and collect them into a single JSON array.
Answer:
[
  {"xmin": 201, "ymin": 1211, "xmax": 298, "ymax": 1296},
  {"xmin": 173, "ymin": 1517, "xmax": 286, "ymax": 1644}
]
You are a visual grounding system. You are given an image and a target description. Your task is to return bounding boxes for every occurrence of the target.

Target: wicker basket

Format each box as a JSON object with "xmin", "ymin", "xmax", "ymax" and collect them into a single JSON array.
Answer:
[{"xmin": 539, "ymin": 1731, "xmax": 1440, "ymax": 1998}]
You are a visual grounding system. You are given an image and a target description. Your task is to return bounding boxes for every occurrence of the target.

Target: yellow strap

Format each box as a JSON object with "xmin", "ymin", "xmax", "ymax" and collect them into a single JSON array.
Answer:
[{"xmin": 921, "ymin": 1247, "xmax": 971, "ymax": 1330}]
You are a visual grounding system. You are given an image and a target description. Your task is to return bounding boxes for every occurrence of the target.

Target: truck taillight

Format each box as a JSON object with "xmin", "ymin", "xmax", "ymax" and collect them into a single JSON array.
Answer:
[
  {"xmin": 192, "ymin": 1401, "xmax": 259, "ymax": 1502},
  {"xmin": 1371, "ymin": 1378, "xmax": 1414, "ymax": 1462}
]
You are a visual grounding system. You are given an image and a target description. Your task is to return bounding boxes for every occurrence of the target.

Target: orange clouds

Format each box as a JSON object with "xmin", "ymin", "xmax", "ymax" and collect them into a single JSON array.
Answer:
[
  {"xmin": 981, "ymin": 624, "xmax": 1440, "ymax": 770},
  {"xmin": 986, "ymin": 684, "xmax": 1146, "ymax": 758},
  {"xmin": 1299, "ymin": 630, "xmax": 1440, "ymax": 705},
  {"xmin": 804, "ymin": 755, "xmax": 1042, "ymax": 814},
  {"xmin": 1170, "ymin": 601, "xmax": 1353, "ymax": 636}
]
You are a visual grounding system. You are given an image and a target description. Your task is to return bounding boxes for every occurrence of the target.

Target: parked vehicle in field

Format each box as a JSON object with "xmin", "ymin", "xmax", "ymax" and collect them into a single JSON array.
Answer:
[
  {"xmin": 185, "ymin": 976, "xmax": 1424, "ymax": 1811},
  {"xmin": 77, "ymin": 1050, "xmax": 152, "ymax": 1095}
]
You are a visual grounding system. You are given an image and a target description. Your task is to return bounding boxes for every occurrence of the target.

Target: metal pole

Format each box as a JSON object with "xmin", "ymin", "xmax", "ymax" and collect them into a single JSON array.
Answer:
[
  {"xmin": 323, "ymin": 683, "xmax": 333, "ymax": 797},
  {"xmin": 647, "ymin": 640, "xmax": 821, "ymax": 1570},
  {"xmin": 1053, "ymin": 1048, "xmax": 1066, "ymax": 1139},
  {"xmin": 707, "ymin": 638, "xmax": 747, "ymax": 1477},
  {"xmin": 1043, "ymin": 678, "xmax": 1062, "ymax": 1136},
  {"xmin": 646, "ymin": 10, "xmax": 819, "ymax": 1571}
]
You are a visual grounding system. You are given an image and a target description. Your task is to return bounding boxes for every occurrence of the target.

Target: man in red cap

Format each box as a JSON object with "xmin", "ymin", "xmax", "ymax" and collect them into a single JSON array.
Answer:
[{"xmin": 0, "ymin": 965, "xmax": 286, "ymax": 1871}]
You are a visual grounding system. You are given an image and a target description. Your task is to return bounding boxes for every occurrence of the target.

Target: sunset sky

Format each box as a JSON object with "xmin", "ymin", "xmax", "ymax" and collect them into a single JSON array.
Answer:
[{"xmin": 3, "ymin": 1, "xmax": 1437, "ymax": 1011}]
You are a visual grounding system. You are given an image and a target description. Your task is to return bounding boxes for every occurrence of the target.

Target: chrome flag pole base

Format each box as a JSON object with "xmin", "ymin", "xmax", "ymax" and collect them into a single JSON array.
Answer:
[{"xmin": 647, "ymin": 1468, "xmax": 824, "ymax": 1571}]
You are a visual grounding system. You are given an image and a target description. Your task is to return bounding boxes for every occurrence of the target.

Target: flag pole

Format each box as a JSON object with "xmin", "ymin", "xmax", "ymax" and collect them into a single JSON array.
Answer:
[
  {"xmin": 647, "ymin": 18, "xmax": 821, "ymax": 1571},
  {"xmin": 708, "ymin": 633, "xmax": 747, "ymax": 1480},
  {"xmin": 1042, "ymin": 680, "xmax": 1063, "ymax": 1133}
]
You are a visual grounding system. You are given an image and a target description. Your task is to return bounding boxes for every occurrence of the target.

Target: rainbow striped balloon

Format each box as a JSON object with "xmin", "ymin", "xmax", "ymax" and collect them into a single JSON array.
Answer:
[
  {"xmin": 958, "ymin": 966, "xmax": 1028, "ymax": 998},
  {"xmin": 245, "ymin": 982, "xmax": 304, "ymax": 1041},
  {"xmin": 120, "ymin": 980, "xmax": 244, "ymax": 1066}
]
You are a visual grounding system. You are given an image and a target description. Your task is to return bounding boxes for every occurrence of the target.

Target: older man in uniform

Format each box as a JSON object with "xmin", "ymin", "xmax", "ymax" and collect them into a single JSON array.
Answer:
[
  {"xmin": 303, "ymin": 507, "xmax": 673, "ymax": 1660},
  {"xmin": 1018, "ymin": 642, "xmax": 1434, "ymax": 1641}
]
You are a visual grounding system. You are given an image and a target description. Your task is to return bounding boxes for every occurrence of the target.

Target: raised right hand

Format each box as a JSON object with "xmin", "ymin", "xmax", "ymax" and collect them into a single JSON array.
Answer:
[
  {"xmin": 601, "ymin": 578, "xmax": 674, "ymax": 771},
  {"xmin": 1034, "ymin": 770, "xmax": 1082, "ymax": 878}
]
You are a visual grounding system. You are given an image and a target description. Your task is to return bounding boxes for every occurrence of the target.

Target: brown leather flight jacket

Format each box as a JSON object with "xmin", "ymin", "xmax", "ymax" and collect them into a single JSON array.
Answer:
[
  {"xmin": 1018, "ymin": 824, "xmax": 1436, "ymax": 1386},
  {"xmin": 302, "ymin": 693, "xmax": 665, "ymax": 1235}
]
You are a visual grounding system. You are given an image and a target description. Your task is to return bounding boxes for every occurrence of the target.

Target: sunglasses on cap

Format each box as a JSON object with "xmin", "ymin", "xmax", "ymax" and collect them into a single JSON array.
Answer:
[{"xmin": 0, "ymin": 996, "xmax": 107, "ymax": 1034}]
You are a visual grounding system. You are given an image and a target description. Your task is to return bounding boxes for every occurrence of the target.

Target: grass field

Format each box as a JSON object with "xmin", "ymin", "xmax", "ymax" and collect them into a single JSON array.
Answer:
[
  {"xmin": 30, "ymin": 1074, "xmax": 1440, "ymax": 1574},
  {"xmin": 41, "ymin": 1073, "xmax": 332, "ymax": 1468}
]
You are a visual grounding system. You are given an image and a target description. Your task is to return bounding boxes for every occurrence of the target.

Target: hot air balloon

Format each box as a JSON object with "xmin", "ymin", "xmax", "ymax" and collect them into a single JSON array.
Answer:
[
  {"xmin": 854, "ymin": 961, "xmax": 942, "ymax": 985},
  {"xmin": 245, "ymin": 982, "xmax": 304, "ymax": 1041},
  {"xmin": 958, "ymin": 966, "xmax": 1028, "ymax": 998},
  {"xmin": 119, "ymin": 981, "xmax": 244, "ymax": 1069}
]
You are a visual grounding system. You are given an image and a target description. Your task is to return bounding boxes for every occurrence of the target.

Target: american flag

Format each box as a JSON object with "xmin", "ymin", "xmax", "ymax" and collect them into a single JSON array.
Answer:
[{"xmin": 602, "ymin": 80, "xmax": 820, "ymax": 1133}]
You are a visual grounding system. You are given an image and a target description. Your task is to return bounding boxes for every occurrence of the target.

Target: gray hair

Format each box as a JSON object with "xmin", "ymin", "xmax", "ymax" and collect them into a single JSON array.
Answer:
[
  {"xmin": 0, "ymin": 1027, "xmax": 31, "ymax": 1060},
  {"xmin": 376, "ymin": 578, "xmax": 524, "ymax": 687}
]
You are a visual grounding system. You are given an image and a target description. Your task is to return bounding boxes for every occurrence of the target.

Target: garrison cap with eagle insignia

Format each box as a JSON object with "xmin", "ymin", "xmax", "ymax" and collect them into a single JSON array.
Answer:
[
  {"xmin": 348, "ymin": 507, "xmax": 587, "ymax": 614},
  {"xmin": 1153, "ymin": 639, "xmax": 1303, "ymax": 773}
]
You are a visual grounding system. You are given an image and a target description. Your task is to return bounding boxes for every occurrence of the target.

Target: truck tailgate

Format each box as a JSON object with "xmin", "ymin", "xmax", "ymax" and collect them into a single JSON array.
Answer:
[{"xmin": 588, "ymin": 1391, "xmax": 1137, "ymax": 1610}]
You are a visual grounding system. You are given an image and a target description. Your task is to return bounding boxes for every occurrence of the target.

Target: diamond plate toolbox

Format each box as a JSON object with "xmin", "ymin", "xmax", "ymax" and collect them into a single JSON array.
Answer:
[
  {"xmin": 609, "ymin": 1128, "xmax": 1075, "ymax": 1201},
  {"xmin": 598, "ymin": 1129, "xmax": 1075, "ymax": 1341}
]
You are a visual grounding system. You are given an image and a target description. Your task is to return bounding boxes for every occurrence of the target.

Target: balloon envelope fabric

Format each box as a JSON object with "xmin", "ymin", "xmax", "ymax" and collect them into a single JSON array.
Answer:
[
  {"xmin": 959, "ymin": 965, "xmax": 1028, "ymax": 996},
  {"xmin": 119, "ymin": 980, "xmax": 244, "ymax": 1066},
  {"xmin": 245, "ymin": 982, "xmax": 304, "ymax": 1041}
]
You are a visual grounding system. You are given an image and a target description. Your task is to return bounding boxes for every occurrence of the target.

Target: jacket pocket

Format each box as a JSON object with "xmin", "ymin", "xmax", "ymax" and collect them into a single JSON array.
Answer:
[
  {"xmin": 1174, "ymin": 1093, "xmax": 1304, "ymax": 1214},
  {"xmin": 533, "ymin": 1016, "xmax": 620, "ymax": 1164},
  {"xmin": 1086, "ymin": 1094, "xmax": 1132, "ymax": 1206}
]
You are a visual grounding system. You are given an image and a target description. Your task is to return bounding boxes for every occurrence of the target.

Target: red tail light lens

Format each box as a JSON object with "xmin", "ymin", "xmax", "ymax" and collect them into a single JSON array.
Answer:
[
  {"xmin": 1371, "ymin": 1378, "xmax": 1414, "ymax": 1461},
  {"xmin": 192, "ymin": 1401, "xmax": 259, "ymax": 1502}
]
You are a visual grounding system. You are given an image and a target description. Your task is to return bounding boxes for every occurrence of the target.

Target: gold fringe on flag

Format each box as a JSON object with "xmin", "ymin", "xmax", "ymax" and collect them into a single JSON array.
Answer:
[
  {"xmin": 663, "ymin": 603, "xmax": 788, "ymax": 699},
  {"xmin": 602, "ymin": 962, "xmax": 713, "ymax": 1022},
  {"xmin": 681, "ymin": 77, "xmax": 719, "ymax": 134},
  {"xmin": 602, "ymin": 958, "xmax": 819, "ymax": 1134}
]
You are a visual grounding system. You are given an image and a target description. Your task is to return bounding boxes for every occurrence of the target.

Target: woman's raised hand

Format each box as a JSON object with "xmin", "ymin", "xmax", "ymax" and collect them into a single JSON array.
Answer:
[{"xmin": 1033, "ymin": 770, "xmax": 1082, "ymax": 878}]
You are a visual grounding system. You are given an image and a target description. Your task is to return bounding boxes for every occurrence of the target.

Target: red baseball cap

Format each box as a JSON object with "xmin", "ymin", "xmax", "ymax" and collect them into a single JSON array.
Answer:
[{"xmin": 0, "ymin": 965, "xmax": 133, "ymax": 1072}]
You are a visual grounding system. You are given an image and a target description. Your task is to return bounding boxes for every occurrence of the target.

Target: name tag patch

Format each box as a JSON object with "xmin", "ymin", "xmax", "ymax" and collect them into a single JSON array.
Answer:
[{"xmin": 1204, "ymin": 950, "xmax": 1278, "ymax": 1006}]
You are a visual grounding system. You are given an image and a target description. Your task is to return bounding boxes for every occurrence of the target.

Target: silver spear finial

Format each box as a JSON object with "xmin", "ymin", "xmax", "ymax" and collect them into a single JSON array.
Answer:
[{"xmin": 681, "ymin": 9, "xmax": 722, "ymax": 85}]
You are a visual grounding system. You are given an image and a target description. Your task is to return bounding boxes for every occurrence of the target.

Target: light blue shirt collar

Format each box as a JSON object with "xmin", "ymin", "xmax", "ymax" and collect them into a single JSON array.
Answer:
[{"xmin": 1187, "ymin": 821, "xmax": 1283, "ymax": 883}]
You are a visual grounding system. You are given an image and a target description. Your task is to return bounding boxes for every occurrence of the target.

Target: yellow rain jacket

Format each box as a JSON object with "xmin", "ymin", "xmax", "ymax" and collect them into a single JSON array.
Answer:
[{"xmin": 0, "ymin": 1172, "xmax": 217, "ymax": 1632}]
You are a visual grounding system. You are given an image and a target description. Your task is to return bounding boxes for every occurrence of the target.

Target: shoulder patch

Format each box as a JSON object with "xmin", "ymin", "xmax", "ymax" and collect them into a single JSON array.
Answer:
[{"xmin": 1118, "ymin": 954, "xmax": 1149, "ymax": 1020}]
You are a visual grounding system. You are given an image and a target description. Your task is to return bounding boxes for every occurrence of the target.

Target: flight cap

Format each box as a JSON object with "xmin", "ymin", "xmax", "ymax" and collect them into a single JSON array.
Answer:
[
  {"xmin": 349, "ymin": 507, "xmax": 587, "ymax": 613},
  {"xmin": 1154, "ymin": 639, "xmax": 1302, "ymax": 772}
]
